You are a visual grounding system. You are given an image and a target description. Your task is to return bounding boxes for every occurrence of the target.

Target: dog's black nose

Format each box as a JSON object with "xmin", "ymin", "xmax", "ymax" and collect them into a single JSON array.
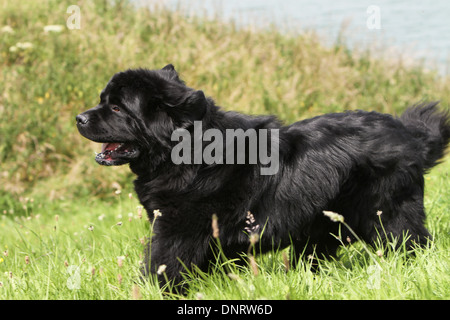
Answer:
[{"xmin": 76, "ymin": 114, "xmax": 88, "ymax": 125}]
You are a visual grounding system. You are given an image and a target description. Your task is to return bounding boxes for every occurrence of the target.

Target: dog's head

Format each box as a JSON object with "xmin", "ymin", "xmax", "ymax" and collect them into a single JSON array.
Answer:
[{"xmin": 76, "ymin": 65, "xmax": 208, "ymax": 166}]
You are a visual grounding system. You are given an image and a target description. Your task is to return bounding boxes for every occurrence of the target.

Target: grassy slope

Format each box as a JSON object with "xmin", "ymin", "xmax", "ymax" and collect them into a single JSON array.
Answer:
[
  {"xmin": 0, "ymin": 0, "xmax": 449, "ymax": 299},
  {"xmin": 0, "ymin": 163, "xmax": 448, "ymax": 300}
]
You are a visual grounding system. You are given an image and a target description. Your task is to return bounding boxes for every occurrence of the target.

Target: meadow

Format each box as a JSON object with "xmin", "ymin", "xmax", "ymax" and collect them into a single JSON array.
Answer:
[{"xmin": 0, "ymin": 0, "xmax": 449, "ymax": 299}]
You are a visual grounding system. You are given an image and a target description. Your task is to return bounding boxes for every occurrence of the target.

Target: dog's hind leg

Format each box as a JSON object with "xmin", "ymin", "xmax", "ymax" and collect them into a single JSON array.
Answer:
[
  {"xmin": 360, "ymin": 176, "xmax": 432, "ymax": 252},
  {"xmin": 371, "ymin": 203, "xmax": 432, "ymax": 252},
  {"xmin": 290, "ymin": 229, "xmax": 341, "ymax": 271}
]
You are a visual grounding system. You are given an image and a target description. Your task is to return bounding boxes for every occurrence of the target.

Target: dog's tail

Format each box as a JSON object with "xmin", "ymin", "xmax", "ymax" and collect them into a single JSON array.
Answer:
[{"xmin": 400, "ymin": 102, "xmax": 450, "ymax": 170}]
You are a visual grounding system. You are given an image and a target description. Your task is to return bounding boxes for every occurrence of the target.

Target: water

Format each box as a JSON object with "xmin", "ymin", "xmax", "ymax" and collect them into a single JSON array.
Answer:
[{"xmin": 153, "ymin": 0, "xmax": 450, "ymax": 75}]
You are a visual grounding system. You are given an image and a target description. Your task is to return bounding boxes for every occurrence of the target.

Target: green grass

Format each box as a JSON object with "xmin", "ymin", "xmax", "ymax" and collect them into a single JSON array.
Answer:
[
  {"xmin": 0, "ymin": 192, "xmax": 162, "ymax": 299},
  {"xmin": 0, "ymin": 0, "xmax": 449, "ymax": 299},
  {"xmin": 0, "ymin": 162, "xmax": 449, "ymax": 299}
]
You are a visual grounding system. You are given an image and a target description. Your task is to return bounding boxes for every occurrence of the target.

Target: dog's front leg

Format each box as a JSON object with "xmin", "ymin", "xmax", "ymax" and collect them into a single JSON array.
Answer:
[{"xmin": 143, "ymin": 233, "xmax": 208, "ymax": 292}]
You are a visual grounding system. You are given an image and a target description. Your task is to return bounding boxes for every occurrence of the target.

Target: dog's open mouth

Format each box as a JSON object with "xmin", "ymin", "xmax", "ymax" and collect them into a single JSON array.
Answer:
[{"xmin": 95, "ymin": 142, "xmax": 139, "ymax": 166}]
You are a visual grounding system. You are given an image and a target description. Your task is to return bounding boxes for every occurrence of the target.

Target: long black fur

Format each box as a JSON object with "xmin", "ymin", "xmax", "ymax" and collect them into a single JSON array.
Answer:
[{"xmin": 77, "ymin": 65, "xmax": 450, "ymax": 288}]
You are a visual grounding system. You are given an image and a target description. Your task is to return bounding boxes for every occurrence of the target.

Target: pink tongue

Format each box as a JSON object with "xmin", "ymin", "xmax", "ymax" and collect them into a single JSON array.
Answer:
[{"xmin": 101, "ymin": 143, "xmax": 121, "ymax": 153}]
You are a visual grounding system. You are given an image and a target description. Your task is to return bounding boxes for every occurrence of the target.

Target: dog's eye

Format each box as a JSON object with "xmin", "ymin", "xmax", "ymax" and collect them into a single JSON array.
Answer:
[{"xmin": 112, "ymin": 106, "xmax": 120, "ymax": 112}]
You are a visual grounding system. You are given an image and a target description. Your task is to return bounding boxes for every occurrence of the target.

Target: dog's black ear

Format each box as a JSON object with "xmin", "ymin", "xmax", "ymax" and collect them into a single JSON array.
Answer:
[
  {"xmin": 167, "ymin": 90, "xmax": 207, "ymax": 122},
  {"xmin": 186, "ymin": 90, "xmax": 207, "ymax": 120},
  {"xmin": 162, "ymin": 64, "xmax": 175, "ymax": 72},
  {"xmin": 161, "ymin": 64, "xmax": 182, "ymax": 83}
]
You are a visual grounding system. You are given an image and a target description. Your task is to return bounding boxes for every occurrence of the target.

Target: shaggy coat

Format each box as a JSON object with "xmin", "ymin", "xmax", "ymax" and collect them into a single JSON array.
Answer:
[{"xmin": 76, "ymin": 65, "xmax": 450, "ymax": 287}]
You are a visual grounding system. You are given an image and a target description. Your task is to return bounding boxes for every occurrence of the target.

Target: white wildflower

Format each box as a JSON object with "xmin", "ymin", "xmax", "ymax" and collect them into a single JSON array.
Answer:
[
  {"xmin": 15, "ymin": 42, "xmax": 33, "ymax": 50},
  {"xmin": 43, "ymin": 25, "xmax": 64, "ymax": 33},
  {"xmin": 137, "ymin": 206, "xmax": 143, "ymax": 219},
  {"xmin": 244, "ymin": 211, "xmax": 260, "ymax": 234},
  {"xmin": 157, "ymin": 264, "xmax": 167, "ymax": 275},
  {"xmin": 1, "ymin": 26, "xmax": 14, "ymax": 34},
  {"xmin": 153, "ymin": 209, "xmax": 162, "ymax": 218},
  {"xmin": 117, "ymin": 256, "xmax": 125, "ymax": 267},
  {"xmin": 323, "ymin": 210, "xmax": 345, "ymax": 223}
]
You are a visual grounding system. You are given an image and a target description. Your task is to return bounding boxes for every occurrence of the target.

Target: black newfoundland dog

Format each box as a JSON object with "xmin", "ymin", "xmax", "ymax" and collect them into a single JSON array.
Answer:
[{"xmin": 77, "ymin": 65, "xmax": 449, "ymax": 287}]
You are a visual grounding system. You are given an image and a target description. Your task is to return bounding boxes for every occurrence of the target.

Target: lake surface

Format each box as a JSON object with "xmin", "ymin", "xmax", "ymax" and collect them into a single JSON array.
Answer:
[{"xmin": 150, "ymin": 0, "xmax": 450, "ymax": 75}]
